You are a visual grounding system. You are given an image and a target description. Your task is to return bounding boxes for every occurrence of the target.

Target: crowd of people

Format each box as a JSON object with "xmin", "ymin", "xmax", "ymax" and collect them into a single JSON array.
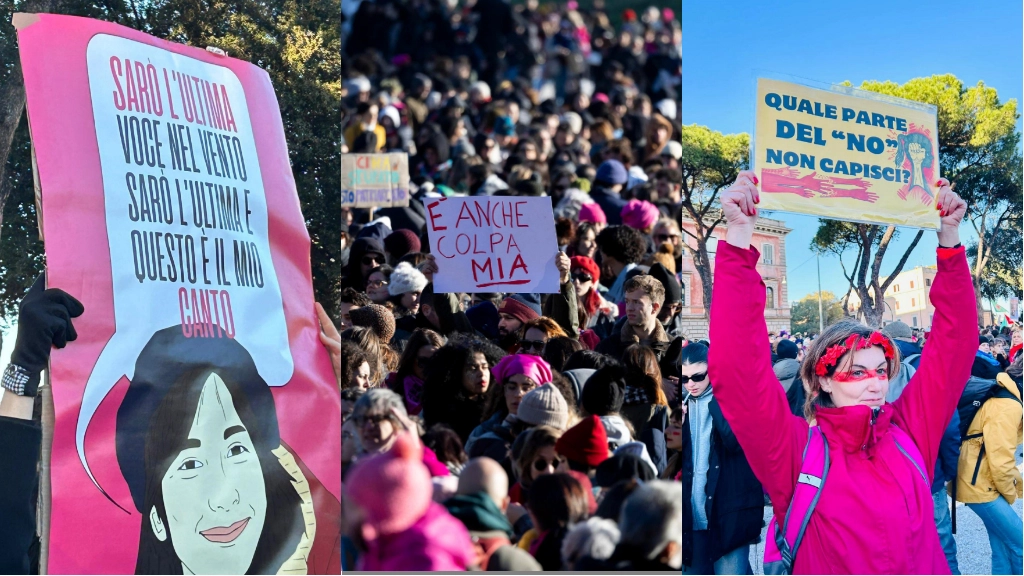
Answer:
[
  {"xmin": 339, "ymin": 1, "xmax": 686, "ymax": 570},
  {"xmin": 337, "ymin": 154, "xmax": 1022, "ymax": 573}
]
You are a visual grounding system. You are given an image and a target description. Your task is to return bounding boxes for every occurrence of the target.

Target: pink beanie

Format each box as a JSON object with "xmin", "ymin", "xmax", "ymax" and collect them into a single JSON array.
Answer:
[
  {"xmin": 621, "ymin": 199, "xmax": 659, "ymax": 230},
  {"xmin": 578, "ymin": 202, "xmax": 607, "ymax": 224},
  {"xmin": 492, "ymin": 354, "xmax": 554, "ymax": 386},
  {"xmin": 344, "ymin": 433, "xmax": 433, "ymax": 536}
]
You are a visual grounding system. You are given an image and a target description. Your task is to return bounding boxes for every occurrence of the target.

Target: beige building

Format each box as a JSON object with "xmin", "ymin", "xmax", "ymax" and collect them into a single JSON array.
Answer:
[
  {"xmin": 849, "ymin": 266, "xmax": 938, "ymax": 330},
  {"xmin": 676, "ymin": 214, "xmax": 792, "ymax": 340}
]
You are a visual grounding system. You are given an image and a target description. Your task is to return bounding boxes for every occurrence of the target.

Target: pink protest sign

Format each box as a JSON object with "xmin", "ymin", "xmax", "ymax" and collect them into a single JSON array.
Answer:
[
  {"xmin": 16, "ymin": 13, "xmax": 340, "ymax": 574},
  {"xmin": 424, "ymin": 196, "xmax": 560, "ymax": 293}
]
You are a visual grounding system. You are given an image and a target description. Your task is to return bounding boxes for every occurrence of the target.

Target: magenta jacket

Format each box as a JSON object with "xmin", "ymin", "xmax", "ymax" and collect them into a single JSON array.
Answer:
[
  {"xmin": 708, "ymin": 243, "xmax": 976, "ymax": 575},
  {"xmin": 357, "ymin": 502, "xmax": 476, "ymax": 571}
]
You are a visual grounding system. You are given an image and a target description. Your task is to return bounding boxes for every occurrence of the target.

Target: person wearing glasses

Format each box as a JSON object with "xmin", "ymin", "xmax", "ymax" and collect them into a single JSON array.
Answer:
[
  {"xmin": 651, "ymin": 218, "xmax": 683, "ymax": 272},
  {"xmin": 517, "ymin": 317, "xmax": 569, "ymax": 357},
  {"xmin": 677, "ymin": 342, "xmax": 763, "ymax": 575},
  {"xmin": 365, "ymin": 265, "xmax": 393, "ymax": 304},
  {"xmin": 568, "ymin": 256, "xmax": 618, "ymax": 337},
  {"xmin": 662, "ymin": 401, "xmax": 683, "ymax": 481},
  {"xmin": 340, "ymin": 237, "xmax": 387, "ymax": 291}
]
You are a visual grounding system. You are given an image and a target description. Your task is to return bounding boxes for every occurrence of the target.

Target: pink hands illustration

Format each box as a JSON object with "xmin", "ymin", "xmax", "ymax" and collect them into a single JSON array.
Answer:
[{"xmin": 761, "ymin": 169, "xmax": 878, "ymax": 203}]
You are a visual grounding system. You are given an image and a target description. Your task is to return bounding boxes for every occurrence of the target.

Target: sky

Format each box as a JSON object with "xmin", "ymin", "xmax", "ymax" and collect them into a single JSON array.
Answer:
[{"xmin": 682, "ymin": 0, "xmax": 1023, "ymax": 304}]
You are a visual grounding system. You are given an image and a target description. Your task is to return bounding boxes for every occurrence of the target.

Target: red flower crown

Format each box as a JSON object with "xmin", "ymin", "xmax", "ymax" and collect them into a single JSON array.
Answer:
[{"xmin": 814, "ymin": 332, "xmax": 895, "ymax": 377}]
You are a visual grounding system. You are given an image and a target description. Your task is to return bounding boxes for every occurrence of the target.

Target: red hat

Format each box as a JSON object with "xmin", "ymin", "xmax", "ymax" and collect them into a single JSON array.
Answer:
[
  {"xmin": 570, "ymin": 256, "xmax": 600, "ymax": 283},
  {"xmin": 556, "ymin": 415, "xmax": 609, "ymax": 468},
  {"xmin": 498, "ymin": 294, "xmax": 541, "ymax": 324},
  {"xmin": 622, "ymin": 8, "xmax": 637, "ymax": 22},
  {"xmin": 384, "ymin": 229, "xmax": 421, "ymax": 259}
]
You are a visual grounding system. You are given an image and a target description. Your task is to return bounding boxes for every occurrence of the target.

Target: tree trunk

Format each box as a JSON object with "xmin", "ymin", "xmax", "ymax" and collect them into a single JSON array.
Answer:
[
  {"xmin": 861, "ymin": 294, "xmax": 884, "ymax": 328},
  {"xmin": 0, "ymin": 59, "xmax": 27, "ymax": 229},
  {"xmin": 688, "ymin": 240, "xmax": 713, "ymax": 320},
  {"xmin": 0, "ymin": 0, "xmax": 63, "ymax": 234}
]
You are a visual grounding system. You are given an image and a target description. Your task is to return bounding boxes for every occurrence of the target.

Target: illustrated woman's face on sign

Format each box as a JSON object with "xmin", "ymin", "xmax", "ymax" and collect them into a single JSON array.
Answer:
[{"xmin": 150, "ymin": 373, "xmax": 268, "ymax": 574}]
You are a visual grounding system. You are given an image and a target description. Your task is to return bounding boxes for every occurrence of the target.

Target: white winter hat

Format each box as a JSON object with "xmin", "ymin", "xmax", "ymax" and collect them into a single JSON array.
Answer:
[
  {"xmin": 655, "ymin": 99, "xmax": 677, "ymax": 121},
  {"xmin": 388, "ymin": 262, "xmax": 428, "ymax": 296},
  {"xmin": 561, "ymin": 111, "xmax": 583, "ymax": 135}
]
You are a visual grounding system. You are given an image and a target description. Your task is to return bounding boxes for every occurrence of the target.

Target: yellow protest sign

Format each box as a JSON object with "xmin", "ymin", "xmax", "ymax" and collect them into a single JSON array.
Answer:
[{"xmin": 754, "ymin": 78, "xmax": 940, "ymax": 229}]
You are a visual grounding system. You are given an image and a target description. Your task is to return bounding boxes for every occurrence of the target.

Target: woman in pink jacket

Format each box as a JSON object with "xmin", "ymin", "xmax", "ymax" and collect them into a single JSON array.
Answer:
[{"xmin": 708, "ymin": 171, "xmax": 976, "ymax": 574}]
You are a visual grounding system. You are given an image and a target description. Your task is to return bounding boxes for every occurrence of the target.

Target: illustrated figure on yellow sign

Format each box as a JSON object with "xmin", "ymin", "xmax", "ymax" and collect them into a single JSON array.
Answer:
[{"xmin": 894, "ymin": 129, "xmax": 936, "ymax": 204}]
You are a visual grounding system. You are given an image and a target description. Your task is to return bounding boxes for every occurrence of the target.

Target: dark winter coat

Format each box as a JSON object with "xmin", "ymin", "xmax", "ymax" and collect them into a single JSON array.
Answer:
[
  {"xmin": 680, "ymin": 397, "xmax": 764, "ymax": 564},
  {"xmin": 588, "ymin": 185, "xmax": 627, "ymax": 226},
  {"xmin": 0, "ymin": 416, "xmax": 41, "ymax": 574}
]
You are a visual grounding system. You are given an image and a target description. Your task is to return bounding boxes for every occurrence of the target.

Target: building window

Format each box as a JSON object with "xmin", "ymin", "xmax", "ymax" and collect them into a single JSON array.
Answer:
[
  {"xmin": 926, "ymin": 279, "xmax": 932, "ymax": 286},
  {"xmin": 762, "ymin": 243, "xmax": 775, "ymax": 265},
  {"xmin": 766, "ymin": 286, "xmax": 775, "ymax": 308},
  {"xmin": 707, "ymin": 237, "xmax": 719, "ymax": 256},
  {"xmin": 910, "ymin": 280, "xmax": 914, "ymax": 289},
  {"xmin": 896, "ymin": 301, "xmax": 900, "ymax": 310},
  {"xmin": 894, "ymin": 285, "xmax": 899, "ymax": 292},
  {"xmin": 680, "ymin": 281, "xmax": 687, "ymax": 307},
  {"xmin": 912, "ymin": 316, "xmax": 918, "ymax": 327},
  {"xmin": 911, "ymin": 298, "xmax": 916, "ymax": 307}
]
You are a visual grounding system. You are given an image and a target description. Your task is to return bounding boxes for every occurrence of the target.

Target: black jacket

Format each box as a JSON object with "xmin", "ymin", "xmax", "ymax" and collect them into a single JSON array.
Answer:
[
  {"xmin": 0, "ymin": 416, "xmax": 42, "ymax": 574},
  {"xmin": 680, "ymin": 397, "xmax": 763, "ymax": 564}
]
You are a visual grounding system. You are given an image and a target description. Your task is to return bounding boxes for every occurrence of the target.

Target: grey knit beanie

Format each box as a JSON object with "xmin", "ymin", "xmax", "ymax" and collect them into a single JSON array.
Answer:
[{"xmin": 516, "ymin": 385, "xmax": 569, "ymax": 430}]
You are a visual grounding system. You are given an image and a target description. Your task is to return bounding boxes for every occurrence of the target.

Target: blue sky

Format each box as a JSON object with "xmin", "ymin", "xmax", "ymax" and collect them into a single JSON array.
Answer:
[{"xmin": 682, "ymin": 0, "xmax": 1023, "ymax": 304}]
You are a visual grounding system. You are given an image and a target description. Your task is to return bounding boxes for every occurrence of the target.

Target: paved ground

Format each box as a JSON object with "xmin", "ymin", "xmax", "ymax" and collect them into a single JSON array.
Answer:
[{"xmin": 748, "ymin": 448, "xmax": 1023, "ymax": 575}]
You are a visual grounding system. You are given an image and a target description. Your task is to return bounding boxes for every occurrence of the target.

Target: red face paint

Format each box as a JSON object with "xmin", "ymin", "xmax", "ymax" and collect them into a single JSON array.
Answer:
[{"xmin": 832, "ymin": 368, "xmax": 889, "ymax": 383}]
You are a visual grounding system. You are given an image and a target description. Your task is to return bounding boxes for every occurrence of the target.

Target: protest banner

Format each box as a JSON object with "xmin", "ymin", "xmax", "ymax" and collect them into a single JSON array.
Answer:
[
  {"xmin": 16, "ymin": 13, "xmax": 340, "ymax": 574},
  {"xmin": 754, "ymin": 78, "xmax": 941, "ymax": 229},
  {"xmin": 424, "ymin": 196, "xmax": 560, "ymax": 294},
  {"xmin": 340, "ymin": 153, "xmax": 410, "ymax": 208}
]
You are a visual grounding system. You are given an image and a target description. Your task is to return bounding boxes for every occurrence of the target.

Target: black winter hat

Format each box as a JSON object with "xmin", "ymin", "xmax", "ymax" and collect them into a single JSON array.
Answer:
[
  {"xmin": 594, "ymin": 453, "xmax": 656, "ymax": 488},
  {"xmin": 648, "ymin": 263, "xmax": 681, "ymax": 305},
  {"xmin": 581, "ymin": 365, "xmax": 626, "ymax": 416},
  {"xmin": 777, "ymin": 339, "xmax": 799, "ymax": 360}
]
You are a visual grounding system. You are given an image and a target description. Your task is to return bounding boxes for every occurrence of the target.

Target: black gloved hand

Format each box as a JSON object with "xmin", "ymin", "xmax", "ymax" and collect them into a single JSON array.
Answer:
[{"xmin": 11, "ymin": 274, "xmax": 84, "ymax": 391}]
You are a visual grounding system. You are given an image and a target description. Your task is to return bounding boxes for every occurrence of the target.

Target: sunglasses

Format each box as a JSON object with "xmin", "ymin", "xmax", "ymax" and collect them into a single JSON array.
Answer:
[
  {"xmin": 655, "ymin": 233, "xmax": 680, "ymax": 242},
  {"xmin": 571, "ymin": 271, "xmax": 593, "ymax": 283},
  {"xmin": 533, "ymin": 456, "xmax": 566, "ymax": 472},
  {"xmin": 520, "ymin": 340, "xmax": 547, "ymax": 352},
  {"xmin": 367, "ymin": 279, "xmax": 389, "ymax": 289},
  {"xmin": 679, "ymin": 372, "xmax": 707, "ymax": 384},
  {"xmin": 362, "ymin": 255, "xmax": 383, "ymax": 266}
]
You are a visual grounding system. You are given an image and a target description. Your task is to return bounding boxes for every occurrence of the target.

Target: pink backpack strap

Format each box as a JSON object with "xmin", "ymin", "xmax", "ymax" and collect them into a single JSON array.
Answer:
[
  {"xmin": 890, "ymin": 425, "xmax": 930, "ymax": 487},
  {"xmin": 763, "ymin": 426, "xmax": 830, "ymax": 575}
]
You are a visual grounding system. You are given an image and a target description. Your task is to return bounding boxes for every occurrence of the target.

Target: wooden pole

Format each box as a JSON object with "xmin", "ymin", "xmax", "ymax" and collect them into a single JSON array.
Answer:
[{"xmin": 39, "ymin": 375, "xmax": 53, "ymax": 574}]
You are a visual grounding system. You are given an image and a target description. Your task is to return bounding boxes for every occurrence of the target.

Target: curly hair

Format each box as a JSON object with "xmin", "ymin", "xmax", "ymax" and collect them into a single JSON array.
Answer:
[
  {"xmin": 339, "ymin": 341, "xmax": 371, "ymax": 391},
  {"xmin": 596, "ymin": 225, "xmax": 646, "ymax": 265},
  {"xmin": 421, "ymin": 333, "xmax": 507, "ymax": 424}
]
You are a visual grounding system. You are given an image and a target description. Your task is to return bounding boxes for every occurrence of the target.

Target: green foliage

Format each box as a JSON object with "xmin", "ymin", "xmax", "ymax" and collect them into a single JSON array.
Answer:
[
  {"xmin": 818, "ymin": 75, "xmax": 1022, "ymax": 325},
  {"xmin": 678, "ymin": 124, "xmax": 749, "ymax": 314},
  {"xmin": 679, "ymin": 124, "xmax": 749, "ymax": 203},
  {"xmin": 0, "ymin": 0, "xmax": 340, "ymax": 318},
  {"xmin": 790, "ymin": 291, "xmax": 844, "ymax": 334}
]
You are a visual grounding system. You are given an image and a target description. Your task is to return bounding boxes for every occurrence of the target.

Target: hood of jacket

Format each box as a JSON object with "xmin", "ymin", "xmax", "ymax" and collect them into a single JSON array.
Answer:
[
  {"xmin": 359, "ymin": 502, "xmax": 476, "ymax": 571},
  {"xmin": 600, "ymin": 415, "xmax": 634, "ymax": 450},
  {"xmin": 444, "ymin": 492, "xmax": 514, "ymax": 537},
  {"xmin": 773, "ymin": 358, "xmax": 800, "ymax": 392},
  {"xmin": 563, "ymin": 368, "xmax": 596, "ymax": 402}
]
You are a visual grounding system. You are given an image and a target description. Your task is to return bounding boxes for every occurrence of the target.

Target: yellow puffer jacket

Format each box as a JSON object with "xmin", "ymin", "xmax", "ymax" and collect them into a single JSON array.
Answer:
[{"xmin": 952, "ymin": 373, "xmax": 1023, "ymax": 504}]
